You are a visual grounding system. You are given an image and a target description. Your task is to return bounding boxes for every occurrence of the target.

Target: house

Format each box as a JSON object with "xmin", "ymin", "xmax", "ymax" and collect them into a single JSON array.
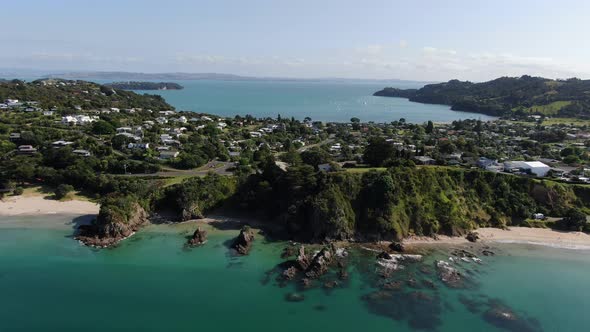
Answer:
[
  {"xmin": 17, "ymin": 145, "xmax": 37, "ymax": 154},
  {"xmin": 61, "ymin": 115, "xmax": 97, "ymax": 125},
  {"xmin": 413, "ymin": 156, "xmax": 436, "ymax": 165},
  {"xmin": 43, "ymin": 111, "xmax": 54, "ymax": 116},
  {"xmin": 533, "ymin": 213, "xmax": 545, "ymax": 220},
  {"xmin": 318, "ymin": 163, "xmax": 333, "ymax": 172},
  {"xmin": 128, "ymin": 143, "xmax": 150, "ymax": 150},
  {"xmin": 504, "ymin": 161, "xmax": 550, "ymax": 177},
  {"xmin": 52, "ymin": 140, "xmax": 74, "ymax": 148},
  {"xmin": 9, "ymin": 133, "xmax": 21, "ymax": 141},
  {"xmin": 72, "ymin": 149, "xmax": 91, "ymax": 157},
  {"xmin": 250, "ymin": 131, "xmax": 263, "ymax": 138},
  {"xmin": 159, "ymin": 151, "xmax": 179, "ymax": 159}
]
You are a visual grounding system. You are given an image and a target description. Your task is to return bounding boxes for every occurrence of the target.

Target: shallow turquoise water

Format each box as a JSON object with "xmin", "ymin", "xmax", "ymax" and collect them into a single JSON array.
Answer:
[
  {"xmin": 1, "ymin": 215, "xmax": 589, "ymax": 331},
  {"xmin": 102, "ymin": 79, "xmax": 497, "ymax": 123}
]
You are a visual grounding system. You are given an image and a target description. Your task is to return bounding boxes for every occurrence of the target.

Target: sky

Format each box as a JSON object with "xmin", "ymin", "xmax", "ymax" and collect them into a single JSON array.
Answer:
[{"xmin": 2, "ymin": 0, "xmax": 590, "ymax": 81}]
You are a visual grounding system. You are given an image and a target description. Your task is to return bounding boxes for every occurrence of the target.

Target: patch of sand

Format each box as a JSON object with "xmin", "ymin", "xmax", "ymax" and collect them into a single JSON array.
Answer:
[{"xmin": 0, "ymin": 195, "xmax": 99, "ymax": 217}]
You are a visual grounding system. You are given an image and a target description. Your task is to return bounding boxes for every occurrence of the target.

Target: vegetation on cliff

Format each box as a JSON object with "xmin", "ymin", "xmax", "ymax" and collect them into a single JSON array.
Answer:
[
  {"xmin": 237, "ymin": 163, "xmax": 590, "ymax": 241},
  {"xmin": 374, "ymin": 76, "xmax": 590, "ymax": 118}
]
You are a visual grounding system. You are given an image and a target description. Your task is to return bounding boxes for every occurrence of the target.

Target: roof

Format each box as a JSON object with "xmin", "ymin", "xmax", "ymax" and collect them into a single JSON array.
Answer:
[{"xmin": 521, "ymin": 161, "xmax": 549, "ymax": 168}]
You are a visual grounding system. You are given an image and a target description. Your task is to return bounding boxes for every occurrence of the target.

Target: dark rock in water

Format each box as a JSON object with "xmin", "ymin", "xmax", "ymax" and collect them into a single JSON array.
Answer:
[
  {"xmin": 313, "ymin": 304, "xmax": 327, "ymax": 312},
  {"xmin": 407, "ymin": 278, "xmax": 420, "ymax": 288},
  {"xmin": 389, "ymin": 241, "xmax": 405, "ymax": 252},
  {"xmin": 296, "ymin": 246, "xmax": 311, "ymax": 270},
  {"xmin": 419, "ymin": 266, "xmax": 433, "ymax": 275},
  {"xmin": 451, "ymin": 248, "xmax": 478, "ymax": 258},
  {"xmin": 323, "ymin": 280, "xmax": 339, "ymax": 289},
  {"xmin": 382, "ymin": 280, "xmax": 403, "ymax": 290},
  {"xmin": 305, "ymin": 247, "xmax": 333, "ymax": 279},
  {"xmin": 483, "ymin": 304, "xmax": 540, "ymax": 332},
  {"xmin": 377, "ymin": 251, "xmax": 392, "ymax": 260},
  {"xmin": 281, "ymin": 246, "xmax": 296, "ymax": 259},
  {"xmin": 187, "ymin": 227, "xmax": 207, "ymax": 246},
  {"xmin": 482, "ymin": 249, "xmax": 496, "ymax": 256},
  {"xmin": 338, "ymin": 268, "xmax": 349, "ymax": 281},
  {"xmin": 282, "ymin": 266, "xmax": 298, "ymax": 280},
  {"xmin": 422, "ymin": 279, "xmax": 436, "ymax": 289},
  {"xmin": 231, "ymin": 226, "xmax": 255, "ymax": 255},
  {"xmin": 362, "ymin": 290, "xmax": 442, "ymax": 331},
  {"xmin": 458, "ymin": 294, "xmax": 486, "ymax": 314},
  {"xmin": 435, "ymin": 260, "xmax": 463, "ymax": 288},
  {"xmin": 466, "ymin": 231, "xmax": 480, "ymax": 242},
  {"xmin": 285, "ymin": 293, "xmax": 305, "ymax": 302},
  {"xmin": 301, "ymin": 278, "xmax": 313, "ymax": 289}
]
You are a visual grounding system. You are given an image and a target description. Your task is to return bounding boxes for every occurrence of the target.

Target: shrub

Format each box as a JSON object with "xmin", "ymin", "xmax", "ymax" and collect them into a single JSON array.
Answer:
[{"xmin": 54, "ymin": 184, "xmax": 74, "ymax": 200}]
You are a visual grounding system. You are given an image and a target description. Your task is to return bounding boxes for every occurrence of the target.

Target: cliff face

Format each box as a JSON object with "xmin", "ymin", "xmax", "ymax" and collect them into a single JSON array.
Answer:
[{"xmin": 77, "ymin": 198, "xmax": 149, "ymax": 247}]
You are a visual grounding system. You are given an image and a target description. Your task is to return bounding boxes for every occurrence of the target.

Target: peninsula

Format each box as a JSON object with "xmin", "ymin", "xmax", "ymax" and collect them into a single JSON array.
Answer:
[
  {"xmin": 374, "ymin": 75, "xmax": 590, "ymax": 119},
  {"xmin": 104, "ymin": 81, "xmax": 183, "ymax": 90}
]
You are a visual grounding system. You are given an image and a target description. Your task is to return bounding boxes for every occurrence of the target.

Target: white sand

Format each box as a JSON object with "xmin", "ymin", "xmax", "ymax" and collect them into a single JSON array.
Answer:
[
  {"xmin": 405, "ymin": 227, "xmax": 590, "ymax": 249},
  {"xmin": 0, "ymin": 195, "xmax": 99, "ymax": 217}
]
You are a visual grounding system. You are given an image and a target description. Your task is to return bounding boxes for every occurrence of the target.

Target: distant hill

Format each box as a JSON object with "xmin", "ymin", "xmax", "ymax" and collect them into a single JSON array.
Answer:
[
  {"xmin": 104, "ymin": 81, "xmax": 184, "ymax": 90},
  {"xmin": 46, "ymin": 71, "xmax": 252, "ymax": 81},
  {"xmin": 0, "ymin": 78, "xmax": 172, "ymax": 110},
  {"xmin": 374, "ymin": 75, "xmax": 590, "ymax": 118}
]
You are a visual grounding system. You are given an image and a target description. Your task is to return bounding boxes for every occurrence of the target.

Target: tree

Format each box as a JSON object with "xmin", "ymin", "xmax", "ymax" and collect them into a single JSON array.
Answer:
[
  {"xmin": 54, "ymin": 184, "xmax": 74, "ymax": 200},
  {"xmin": 350, "ymin": 117, "xmax": 361, "ymax": 130},
  {"xmin": 91, "ymin": 120, "xmax": 115, "ymax": 135},
  {"xmin": 301, "ymin": 147, "xmax": 331, "ymax": 168},
  {"xmin": 363, "ymin": 137, "xmax": 395, "ymax": 166},
  {"xmin": 425, "ymin": 120, "xmax": 434, "ymax": 134},
  {"xmin": 558, "ymin": 208, "xmax": 587, "ymax": 231}
]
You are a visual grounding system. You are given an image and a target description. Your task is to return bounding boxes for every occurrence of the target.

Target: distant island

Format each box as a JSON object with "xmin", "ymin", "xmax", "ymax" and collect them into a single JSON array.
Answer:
[
  {"xmin": 104, "ymin": 81, "xmax": 184, "ymax": 90},
  {"xmin": 374, "ymin": 75, "xmax": 590, "ymax": 119}
]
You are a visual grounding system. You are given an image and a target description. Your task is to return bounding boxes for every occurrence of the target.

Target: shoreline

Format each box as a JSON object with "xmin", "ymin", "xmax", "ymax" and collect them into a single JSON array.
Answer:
[
  {"xmin": 0, "ymin": 195, "xmax": 99, "ymax": 217},
  {"xmin": 2, "ymin": 196, "xmax": 590, "ymax": 250},
  {"xmin": 404, "ymin": 227, "xmax": 590, "ymax": 250}
]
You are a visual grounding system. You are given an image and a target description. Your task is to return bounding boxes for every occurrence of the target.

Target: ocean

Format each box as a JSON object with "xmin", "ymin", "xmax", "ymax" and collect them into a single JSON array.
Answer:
[
  {"xmin": 96, "ymin": 79, "xmax": 496, "ymax": 123},
  {"xmin": 1, "ymin": 214, "xmax": 589, "ymax": 331}
]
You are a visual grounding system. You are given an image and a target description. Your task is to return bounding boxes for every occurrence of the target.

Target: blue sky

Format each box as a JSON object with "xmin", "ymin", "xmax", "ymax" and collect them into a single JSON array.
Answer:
[{"xmin": 2, "ymin": 0, "xmax": 590, "ymax": 81}]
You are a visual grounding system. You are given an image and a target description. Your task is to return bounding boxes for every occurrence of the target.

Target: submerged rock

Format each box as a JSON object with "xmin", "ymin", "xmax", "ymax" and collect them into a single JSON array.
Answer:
[
  {"xmin": 187, "ymin": 227, "xmax": 207, "ymax": 246},
  {"xmin": 231, "ymin": 226, "xmax": 255, "ymax": 255},
  {"xmin": 435, "ymin": 260, "xmax": 463, "ymax": 288},
  {"xmin": 285, "ymin": 293, "xmax": 305, "ymax": 302}
]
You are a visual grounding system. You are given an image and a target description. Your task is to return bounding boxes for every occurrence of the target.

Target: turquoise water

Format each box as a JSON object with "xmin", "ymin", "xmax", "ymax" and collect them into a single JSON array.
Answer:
[
  {"xmin": 1, "ymin": 215, "xmax": 589, "ymax": 331},
  {"xmin": 101, "ymin": 79, "xmax": 496, "ymax": 123}
]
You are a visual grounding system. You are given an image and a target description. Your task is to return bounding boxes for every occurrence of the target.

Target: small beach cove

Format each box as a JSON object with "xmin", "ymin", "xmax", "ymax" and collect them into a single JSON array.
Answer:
[{"xmin": 3, "ymin": 197, "xmax": 590, "ymax": 331}]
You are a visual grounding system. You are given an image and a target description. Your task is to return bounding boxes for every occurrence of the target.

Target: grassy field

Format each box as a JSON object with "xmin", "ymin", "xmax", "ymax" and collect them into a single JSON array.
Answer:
[
  {"xmin": 344, "ymin": 167, "xmax": 387, "ymax": 173},
  {"xmin": 513, "ymin": 101, "xmax": 572, "ymax": 115},
  {"xmin": 541, "ymin": 117, "xmax": 590, "ymax": 126}
]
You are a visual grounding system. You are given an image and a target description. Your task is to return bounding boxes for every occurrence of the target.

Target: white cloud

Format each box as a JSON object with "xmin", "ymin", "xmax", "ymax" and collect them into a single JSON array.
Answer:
[{"xmin": 399, "ymin": 40, "xmax": 408, "ymax": 49}]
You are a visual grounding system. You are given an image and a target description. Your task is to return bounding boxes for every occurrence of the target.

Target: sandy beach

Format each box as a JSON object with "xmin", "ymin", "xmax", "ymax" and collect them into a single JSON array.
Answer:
[
  {"xmin": 0, "ymin": 195, "xmax": 99, "ymax": 217},
  {"xmin": 405, "ymin": 227, "xmax": 590, "ymax": 249}
]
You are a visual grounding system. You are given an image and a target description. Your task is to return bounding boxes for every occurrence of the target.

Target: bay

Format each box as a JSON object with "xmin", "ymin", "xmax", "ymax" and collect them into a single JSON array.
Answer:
[
  {"xmin": 1, "ymin": 215, "xmax": 588, "ymax": 331},
  {"xmin": 97, "ymin": 79, "xmax": 496, "ymax": 123}
]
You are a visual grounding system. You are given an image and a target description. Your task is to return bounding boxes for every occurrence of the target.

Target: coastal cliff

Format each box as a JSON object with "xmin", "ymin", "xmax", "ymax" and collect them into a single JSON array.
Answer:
[{"xmin": 76, "ymin": 194, "xmax": 149, "ymax": 247}]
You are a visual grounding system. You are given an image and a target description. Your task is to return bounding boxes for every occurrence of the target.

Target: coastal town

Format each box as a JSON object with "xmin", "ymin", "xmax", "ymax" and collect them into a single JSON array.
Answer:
[{"xmin": 1, "ymin": 79, "xmax": 589, "ymax": 189}]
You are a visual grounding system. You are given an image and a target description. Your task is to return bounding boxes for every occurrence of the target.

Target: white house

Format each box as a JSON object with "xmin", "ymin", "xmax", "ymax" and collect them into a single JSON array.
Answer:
[{"xmin": 509, "ymin": 161, "xmax": 551, "ymax": 177}]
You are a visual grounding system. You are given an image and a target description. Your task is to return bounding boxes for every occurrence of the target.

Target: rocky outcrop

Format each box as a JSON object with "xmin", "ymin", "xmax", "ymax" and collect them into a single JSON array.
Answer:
[
  {"xmin": 435, "ymin": 260, "xmax": 463, "ymax": 288},
  {"xmin": 76, "ymin": 201, "xmax": 148, "ymax": 248},
  {"xmin": 305, "ymin": 248, "xmax": 333, "ymax": 279},
  {"xmin": 282, "ymin": 266, "xmax": 298, "ymax": 280},
  {"xmin": 296, "ymin": 246, "xmax": 311, "ymax": 270},
  {"xmin": 389, "ymin": 241, "xmax": 405, "ymax": 252},
  {"xmin": 232, "ymin": 226, "xmax": 255, "ymax": 255},
  {"xmin": 187, "ymin": 227, "xmax": 207, "ymax": 246},
  {"xmin": 466, "ymin": 231, "xmax": 480, "ymax": 242}
]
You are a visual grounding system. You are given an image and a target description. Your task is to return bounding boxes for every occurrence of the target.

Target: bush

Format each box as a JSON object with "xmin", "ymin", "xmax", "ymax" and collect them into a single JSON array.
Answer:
[
  {"xmin": 54, "ymin": 184, "xmax": 74, "ymax": 200},
  {"xmin": 13, "ymin": 187, "xmax": 24, "ymax": 195}
]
